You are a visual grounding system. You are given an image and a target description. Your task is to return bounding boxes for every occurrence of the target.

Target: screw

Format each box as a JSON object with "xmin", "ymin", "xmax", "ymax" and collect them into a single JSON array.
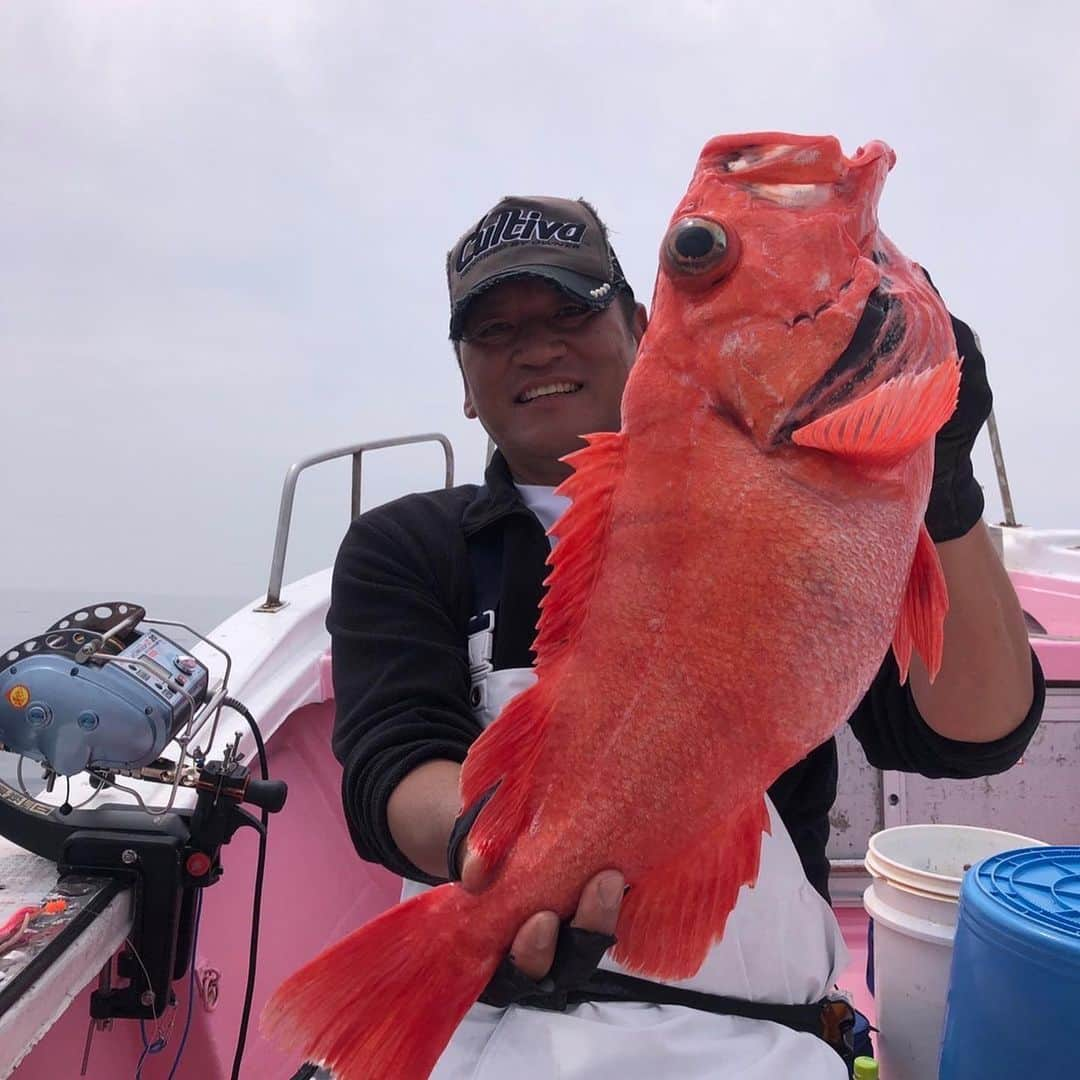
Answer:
[
  {"xmin": 140, "ymin": 990, "xmax": 155, "ymax": 1007},
  {"xmin": 121, "ymin": 849, "xmax": 138, "ymax": 865}
]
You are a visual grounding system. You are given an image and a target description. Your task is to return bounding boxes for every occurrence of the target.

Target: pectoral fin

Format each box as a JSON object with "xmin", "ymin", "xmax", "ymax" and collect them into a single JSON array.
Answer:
[
  {"xmin": 892, "ymin": 522, "xmax": 949, "ymax": 682},
  {"xmin": 792, "ymin": 355, "xmax": 961, "ymax": 465}
]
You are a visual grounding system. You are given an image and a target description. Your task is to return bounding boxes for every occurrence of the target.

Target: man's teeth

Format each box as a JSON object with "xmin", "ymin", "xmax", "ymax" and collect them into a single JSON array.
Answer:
[{"xmin": 518, "ymin": 382, "xmax": 583, "ymax": 403}]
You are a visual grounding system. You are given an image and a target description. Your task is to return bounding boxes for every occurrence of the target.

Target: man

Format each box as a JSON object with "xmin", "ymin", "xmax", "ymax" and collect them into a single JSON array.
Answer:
[{"xmin": 320, "ymin": 196, "xmax": 1042, "ymax": 1078}]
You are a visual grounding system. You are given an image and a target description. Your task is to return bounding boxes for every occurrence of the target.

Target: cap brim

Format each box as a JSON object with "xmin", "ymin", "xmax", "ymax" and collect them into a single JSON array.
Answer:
[{"xmin": 449, "ymin": 264, "xmax": 616, "ymax": 339}]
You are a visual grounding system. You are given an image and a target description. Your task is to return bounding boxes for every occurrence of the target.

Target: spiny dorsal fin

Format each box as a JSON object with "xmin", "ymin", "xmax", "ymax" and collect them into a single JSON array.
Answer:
[
  {"xmin": 792, "ymin": 355, "xmax": 961, "ymax": 465},
  {"xmin": 459, "ymin": 432, "xmax": 626, "ymax": 875}
]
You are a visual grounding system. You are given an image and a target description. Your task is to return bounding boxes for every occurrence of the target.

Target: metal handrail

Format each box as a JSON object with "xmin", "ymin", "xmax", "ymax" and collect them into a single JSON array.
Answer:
[
  {"xmin": 987, "ymin": 408, "xmax": 1019, "ymax": 528},
  {"xmin": 256, "ymin": 433, "xmax": 455, "ymax": 611}
]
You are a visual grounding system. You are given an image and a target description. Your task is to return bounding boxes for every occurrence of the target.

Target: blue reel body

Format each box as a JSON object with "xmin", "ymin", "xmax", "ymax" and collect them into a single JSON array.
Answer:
[{"xmin": 1, "ymin": 603, "xmax": 209, "ymax": 777}]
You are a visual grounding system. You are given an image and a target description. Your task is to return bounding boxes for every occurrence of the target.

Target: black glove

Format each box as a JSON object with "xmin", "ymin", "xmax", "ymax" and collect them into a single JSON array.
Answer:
[
  {"xmin": 446, "ymin": 786, "xmax": 495, "ymax": 882},
  {"xmin": 447, "ymin": 791, "xmax": 616, "ymax": 1010},
  {"xmin": 478, "ymin": 925, "xmax": 617, "ymax": 1011},
  {"xmin": 921, "ymin": 271, "xmax": 993, "ymax": 542}
]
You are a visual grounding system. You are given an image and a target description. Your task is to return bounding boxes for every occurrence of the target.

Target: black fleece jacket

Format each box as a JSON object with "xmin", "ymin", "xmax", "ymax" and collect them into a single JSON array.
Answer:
[{"xmin": 328, "ymin": 452, "xmax": 1045, "ymax": 901}]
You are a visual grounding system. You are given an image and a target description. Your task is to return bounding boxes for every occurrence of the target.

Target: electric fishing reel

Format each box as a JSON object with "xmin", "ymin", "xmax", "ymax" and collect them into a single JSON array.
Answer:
[
  {"xmin": 1, "ymin": 602, "xmax": 211, "ymax": 783},
  {"xmin": 0, "ymin": 602, "xmax": 287, "ymax": 1025}
]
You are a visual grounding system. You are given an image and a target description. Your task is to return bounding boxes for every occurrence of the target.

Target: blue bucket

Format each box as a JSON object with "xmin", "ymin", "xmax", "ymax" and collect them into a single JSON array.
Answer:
[{"xmin": 939, "ymin": 846, "xmax": 1080, "ymax": 1078}]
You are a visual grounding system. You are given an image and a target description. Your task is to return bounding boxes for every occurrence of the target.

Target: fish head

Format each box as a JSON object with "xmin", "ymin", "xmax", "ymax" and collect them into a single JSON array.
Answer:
[{"xmin": 643, "ymin": 133, "xmax": 955, "ymax": 450}]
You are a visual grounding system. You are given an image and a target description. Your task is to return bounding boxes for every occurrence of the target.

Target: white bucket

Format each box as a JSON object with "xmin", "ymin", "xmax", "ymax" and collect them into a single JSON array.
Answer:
[{"xmin": 863, "ymin": 824, "xmax": 1045, "ymax": 1080}]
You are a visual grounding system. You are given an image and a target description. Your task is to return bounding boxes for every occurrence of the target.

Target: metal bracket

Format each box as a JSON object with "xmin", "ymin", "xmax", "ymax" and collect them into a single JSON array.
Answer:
[{"xmin": 62, "ymin": 820, "xmax": 192, "ymax": 1020}]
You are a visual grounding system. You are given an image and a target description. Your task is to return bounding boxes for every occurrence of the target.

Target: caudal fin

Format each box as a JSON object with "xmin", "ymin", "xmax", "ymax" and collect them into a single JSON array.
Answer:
[{"xmin": 262, "ymin": 885, "xmax": 499, "ymax": 1080}]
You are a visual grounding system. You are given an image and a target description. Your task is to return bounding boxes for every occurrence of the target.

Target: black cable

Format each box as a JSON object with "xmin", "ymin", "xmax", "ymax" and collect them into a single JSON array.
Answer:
[{"xmin": 222, "ymin": 696, "xmax": 270, "ymax": 1080}]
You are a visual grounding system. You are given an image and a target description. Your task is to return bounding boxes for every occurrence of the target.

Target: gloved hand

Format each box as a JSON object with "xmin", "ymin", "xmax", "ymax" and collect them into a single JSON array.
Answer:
[
  {"xmin": 479, "ymin": 924, "xmax": 618, "ymax": 1011},
  {"xmin": 921, "ymin": 271, "xmax": 994, "ymax": 542},
  {"xmin": 448, "ymin": 795, "xmax": 623, "ymax": 1009}
]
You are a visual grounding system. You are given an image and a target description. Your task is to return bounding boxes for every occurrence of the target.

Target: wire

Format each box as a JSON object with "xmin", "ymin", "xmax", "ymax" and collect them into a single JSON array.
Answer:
[
  {"xmin": 167, "ymin": 890, "xmax": 202, "ymax": 1080},
  {"xmin": 222, "ymin": 696, "xmax": 270, "ymax": 1080}
]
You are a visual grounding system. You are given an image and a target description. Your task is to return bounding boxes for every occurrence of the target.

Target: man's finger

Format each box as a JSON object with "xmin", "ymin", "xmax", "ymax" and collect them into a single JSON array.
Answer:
[
  {"xmin": 507, "ymin": 911, "xmax": 560, "ymax": 981},
  {"xmin": 570, "ymin": 870, "xmax": 624, "ymax": 936},
  {"xmin": 459, "ymin": 851, "xmax": 494, "ymax": 894}
]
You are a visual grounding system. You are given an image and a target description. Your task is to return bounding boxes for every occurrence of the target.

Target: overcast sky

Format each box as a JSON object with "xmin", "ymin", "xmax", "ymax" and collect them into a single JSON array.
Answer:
[{"xmin": 2, "ymin": 1, "xmax": 1077, "ymax": 621}]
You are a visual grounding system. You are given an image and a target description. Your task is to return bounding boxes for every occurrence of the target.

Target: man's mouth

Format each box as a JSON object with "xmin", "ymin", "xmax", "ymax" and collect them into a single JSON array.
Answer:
[{"xmin": 516, "ymin": 382, "xmax": 584, "ymax": 404}]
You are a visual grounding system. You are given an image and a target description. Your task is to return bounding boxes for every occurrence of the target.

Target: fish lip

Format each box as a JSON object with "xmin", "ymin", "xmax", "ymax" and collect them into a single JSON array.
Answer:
[
  {"xmin": 773, "ymin": 287, "xmax": 892, "ymax": 444},
  {"xmin": 514, "ymin": 379, "xmax": 585, "ymax": 405}
]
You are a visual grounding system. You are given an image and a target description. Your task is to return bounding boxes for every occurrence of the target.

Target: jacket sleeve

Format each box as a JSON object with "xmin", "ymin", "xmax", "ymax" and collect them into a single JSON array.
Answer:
[
  {"xmin": 327, "ymin": 499, "xmax": 483, "ymax": 884},
  {"xmin": 848, "ymin": 648, "xmax": 1045, "ymax": 779}
]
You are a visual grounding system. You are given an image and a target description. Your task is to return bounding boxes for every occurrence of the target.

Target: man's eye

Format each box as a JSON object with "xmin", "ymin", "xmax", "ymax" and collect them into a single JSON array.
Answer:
[
  {"xmin": 470, "ymin": 322, "xmax": 514, "ymax": 343},
  {"xmin": 554, "ymin": 305, "xmax": 591, "ymax": 324}
]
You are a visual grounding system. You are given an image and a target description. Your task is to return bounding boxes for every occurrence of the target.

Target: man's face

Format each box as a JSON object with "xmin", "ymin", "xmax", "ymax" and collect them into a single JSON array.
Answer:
[{"xmin": 458, "ymin": 278, "xmax": 645, "ymax": 485}]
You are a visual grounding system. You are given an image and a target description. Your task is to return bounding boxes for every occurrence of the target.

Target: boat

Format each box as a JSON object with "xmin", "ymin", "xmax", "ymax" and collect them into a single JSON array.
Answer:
[{"xmin": 2, "ymin": 428, "xmax": 1078, "ymax": 1079}]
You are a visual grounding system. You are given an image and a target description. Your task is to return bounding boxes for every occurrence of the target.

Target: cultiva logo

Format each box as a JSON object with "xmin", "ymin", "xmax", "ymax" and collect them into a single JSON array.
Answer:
[{"xmin": 455, "ymin": 206, "xmax": 588, "ymax": 273}]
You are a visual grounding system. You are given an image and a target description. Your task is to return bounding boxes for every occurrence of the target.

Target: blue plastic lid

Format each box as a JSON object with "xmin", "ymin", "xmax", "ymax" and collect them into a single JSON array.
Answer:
[{"xmin": 961, "ymin": 846, "xmax": 1080, "ymax": 967}]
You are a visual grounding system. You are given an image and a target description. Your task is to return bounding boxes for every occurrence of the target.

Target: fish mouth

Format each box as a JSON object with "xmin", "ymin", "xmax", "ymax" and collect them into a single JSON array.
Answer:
[
  {"xmin": 787, "ymin": 278, "xmax": 856, "ymax": 328},
  {"xmin": 774, "ymin": 286, "xmax": 901, "ymax": 443}
]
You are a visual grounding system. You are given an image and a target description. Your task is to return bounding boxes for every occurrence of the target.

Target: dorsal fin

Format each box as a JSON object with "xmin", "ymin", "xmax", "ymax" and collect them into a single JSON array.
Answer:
[
  {"xmin": 459, "ymin": 432, "xmax": 626, "ymax": 876},
  {"xmin": 792, "ymin": 355, "xmax": 961, "ymax": 465}
]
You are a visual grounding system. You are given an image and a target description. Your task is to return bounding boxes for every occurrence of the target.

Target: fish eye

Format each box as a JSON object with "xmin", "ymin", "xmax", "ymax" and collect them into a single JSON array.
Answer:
[{"xmin": 662, "ymin": 217, "xmax": 740, "ymax": 284}]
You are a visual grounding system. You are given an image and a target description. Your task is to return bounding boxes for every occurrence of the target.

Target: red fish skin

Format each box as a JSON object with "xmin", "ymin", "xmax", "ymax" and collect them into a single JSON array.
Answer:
[
  {"xmin": 262, "ymin": 132, "xmax": 959, "ymax": 1078},
  {"xmin": 478, "ymin": 401, "xmax": 929, "ymax": 923}
]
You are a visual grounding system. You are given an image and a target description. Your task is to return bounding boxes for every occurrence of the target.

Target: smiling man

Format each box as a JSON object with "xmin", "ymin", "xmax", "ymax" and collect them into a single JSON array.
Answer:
[
  {"xmin": 451, "ymin": 197, "xmax": 645, "ymax": 486},
  {"xmin": 314, "ymin": 195, "xmax": 1042, "ymax": 1080}
]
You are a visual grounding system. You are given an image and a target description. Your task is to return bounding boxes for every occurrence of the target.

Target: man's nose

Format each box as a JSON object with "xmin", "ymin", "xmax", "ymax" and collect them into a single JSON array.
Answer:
[{"xmin": 512, "ymin": 317, "xmax": 566, "ymax": 366}]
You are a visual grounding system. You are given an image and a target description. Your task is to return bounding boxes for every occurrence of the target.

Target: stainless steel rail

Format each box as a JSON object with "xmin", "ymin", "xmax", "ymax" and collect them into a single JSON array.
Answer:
[
  {"xmin": 256, "ymin": 433, "xmax": 455, "ymax": 612},
  {"xmin": 987, "ymin": 408, "xmax": 1019, "ymax": 528}
]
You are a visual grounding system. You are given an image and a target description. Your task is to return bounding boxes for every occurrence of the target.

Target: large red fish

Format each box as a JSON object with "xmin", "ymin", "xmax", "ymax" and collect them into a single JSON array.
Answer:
[{"xmin": 264, "ymin": 133, "xmax": 960, "ymax": 1077}]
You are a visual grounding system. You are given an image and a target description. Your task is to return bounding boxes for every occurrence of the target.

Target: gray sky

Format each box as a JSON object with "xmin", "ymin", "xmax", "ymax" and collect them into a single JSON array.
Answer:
[{"xmin": 3, "ymin": 1, "xmax": 1077, "ymax": 613}]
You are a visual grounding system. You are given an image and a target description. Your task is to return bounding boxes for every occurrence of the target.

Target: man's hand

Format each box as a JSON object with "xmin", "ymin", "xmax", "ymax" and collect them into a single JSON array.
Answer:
[
  {"xmin": 391, "ymin": 762, "xmax": 624, "ymax": 987},
  {"xmin": 461, "ymin": 851, "xmax": 624, "ymax": 980},
  {"xmin": 919, "ymin": 271, "xmax": 994, "ymax": 543}
]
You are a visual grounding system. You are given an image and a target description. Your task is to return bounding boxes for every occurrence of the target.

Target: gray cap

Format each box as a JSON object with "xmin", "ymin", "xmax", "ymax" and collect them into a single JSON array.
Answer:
[{"xmin": 446, "ymin": 195, "xmax": 630, "ymax": 339}]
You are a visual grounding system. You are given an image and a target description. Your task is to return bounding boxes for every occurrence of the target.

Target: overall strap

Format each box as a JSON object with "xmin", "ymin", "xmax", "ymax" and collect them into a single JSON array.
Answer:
[{"xmin": 465, "ymin": 520, "xmax": 504, "ymax": 708}]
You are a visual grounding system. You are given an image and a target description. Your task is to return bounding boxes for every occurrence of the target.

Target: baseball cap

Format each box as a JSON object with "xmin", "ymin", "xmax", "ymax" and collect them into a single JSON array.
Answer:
[{"xmin": 447, "ymin": 196, "xmax": 631, "ymax": 340}]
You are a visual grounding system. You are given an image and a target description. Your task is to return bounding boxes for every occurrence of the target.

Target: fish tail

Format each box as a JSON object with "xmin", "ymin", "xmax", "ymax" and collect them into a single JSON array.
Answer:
[{"xmin": 261, "ymin": 884, "xmax": 498, "ymax": 1080}]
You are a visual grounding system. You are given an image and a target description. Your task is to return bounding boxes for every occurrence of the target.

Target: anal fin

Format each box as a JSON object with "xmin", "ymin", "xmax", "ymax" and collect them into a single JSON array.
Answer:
[
  {"xmin": 892, "ymin": 522, "xmax": 949, "ymax": 683},
  {"xmin": 792, "ymin": 355, "xmax": 961, "ymax": 465},
  {"xmin": 611, "ymin": 798, "xmax": 771, "ymax": 981}
]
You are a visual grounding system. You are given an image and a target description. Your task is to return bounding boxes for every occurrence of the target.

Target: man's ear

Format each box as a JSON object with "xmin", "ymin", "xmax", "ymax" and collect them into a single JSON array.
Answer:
[
  {"xmin": 456, "ymin": 344, "xmax": 478, "ymax": 419},
  {"xmin": 462, "ymin": 374, "xmax": 478, "ymax": 419},
  {"xmin": 632, "ymin": 302, "xmax": 648, "ymax": 345}
]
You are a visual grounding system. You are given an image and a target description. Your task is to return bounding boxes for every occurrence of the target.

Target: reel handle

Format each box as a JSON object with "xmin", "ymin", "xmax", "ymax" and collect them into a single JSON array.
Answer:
[{"xmin": 244, "ymin": 778, "xmax": 287, "ymax": 814}]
